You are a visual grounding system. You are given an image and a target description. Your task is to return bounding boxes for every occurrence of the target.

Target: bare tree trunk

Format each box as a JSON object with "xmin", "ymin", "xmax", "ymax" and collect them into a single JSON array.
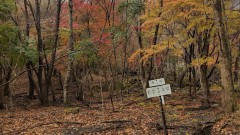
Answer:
[
  {"xmin": 58, "ymin": 71, "xmax": 63, "ymax": 90},
  {"xmin": 177, "ymin": 68, "xmax": 188, "ymax": 88},
  {"xmin": 63, "ymin": 0, "xmax": 74, "ymax": 104},
  {"xmin": 23, "ymin": 0, "xmax": 36, "ymax": 100},
  {"xmin": 26, "ymin": 61, "xmax": 35, "ymax": 99},
  {"xmin": 191, "ymin": 44, "xmax": 197, "ymax": 98},
  {"xmin": 137, "ymin": 26, "xmax": 147, "ymax": 96},
  {"xmin": 237, "ymin": 43, "xmax": 240, "ymax": 90},
  {"xmin": 73, "ymin": 68, "xmax": 83, "ymax": 101},
  {"xmin": 188, "ymin": 50, "xmax": 192, "ymax": 98},
  {"xmin": 234, "ymin": 57, "xmax": 238, "ymax": 82},
  {"xmin": 192, "ymin": 67, "xmax": 197, "ymax": 98},
  {"xmin": 45, "ymin": 0, "xmax": 62, "ymax": 103},
  {"xmin": 73, "ymin": 65, "xmax": 82, "ymax": 101},
  {"xmin": 34, "ymin": 0, "xmax": 45, "ymax": 105},
  {"xmin": 198, "ymin": 33, "xmax": 211, "ymax": 107},
  {"xmin": 199, "ymin": 64, "xmax": 210, "ymax": 108},
  {"xmin": 214, "ymin": 0, "xmax": 237, "ymax": 113},
  {"xmin": 0, "ymin": 90, "xmax": 3, "ymax": 109},
  {"xmin": 4, "ymin": 67, "xmax": 12, "ymax": 97},
  {"xmin": 24, "ymin": 0, "xmax": 30, "ymax": 37},
  {"xmin": 108, "ymin": 57, "xmax": 115, "ymax": 112},
  {"xmin": 134, "ymin": 0, "xmax": 148, "ymax": 96},
  {"xmin": 148, "ymin": 0, "xmax": 163, "ymax": 80},
  {"xmin": 3, "ymin": 66, "xmax": 13, "ymax": 109},
  {"xmin": 0, "ymin": 67, "xmax": 3, "ymax": 109}
]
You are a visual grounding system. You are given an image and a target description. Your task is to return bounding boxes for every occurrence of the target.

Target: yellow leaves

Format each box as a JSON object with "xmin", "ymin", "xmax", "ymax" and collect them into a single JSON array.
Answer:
[
  {"xmin": 132, "ymin": 0, "xmax": 237, "ymax": 68},
  {"xmin": 141, "ymin": 44, "xmax": 168, "ymax": 64},
  {"xmin": 141, "ymin": 17, "xmax": 162, "ymax": 31},
  {"xmin": 143, "ymin": 0, "xmax": 162, "ymax": 18},
  {"xmin": 191, "ymin": 57, "xmax": 216, "ymax": 67},
  {"xmin": 128, "ymin": 49, "xmax": 142, "ymax": 64},
  {"xmin": 226, "ymin": 10, "xmax": 240, "ymax": 35},
  {"xmin": 177, "ymin": 12, "xmax": 189, "ymax": 19},
  {"xmin": 172, "ymin": 48, "xmax": 184, "ymax": 56},
  {"xmin": 210, "ymin": 84, "xmax": 222, "ymax": 92},
  {"xmin": 162, "ymin": 0, "xmax": 214, "ymax": 26},
  {"xmin": 129, "ymin": 44, "xmax": 168, "ymax": 65},
  {"xmin": 182, "ymin": 38, "xmax": 196, "ymax": 48}
]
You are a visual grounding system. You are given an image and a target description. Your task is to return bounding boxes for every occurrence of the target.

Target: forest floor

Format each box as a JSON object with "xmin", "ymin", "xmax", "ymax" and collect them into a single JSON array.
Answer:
[{"xmin": 1, "ymin": 75, "xmax": 240, "ymax": 135}]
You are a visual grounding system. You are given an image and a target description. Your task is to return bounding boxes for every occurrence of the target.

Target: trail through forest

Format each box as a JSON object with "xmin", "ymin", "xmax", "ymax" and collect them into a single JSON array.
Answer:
[{"xmin": 1, "ymin": 74, "xmax": 240, "ymax": 135}]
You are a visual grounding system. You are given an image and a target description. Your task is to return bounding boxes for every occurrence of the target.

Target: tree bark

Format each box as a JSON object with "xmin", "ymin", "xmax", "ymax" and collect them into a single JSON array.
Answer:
[
  {"xmin": 34, "ymin": 0, "xmax": 45, "ymax": 105},
  {"xmin": 63, "ymin": 0, "xmax": 74, "ymax": 104},
  {"xmin": 237, "ymin": 43, "xmax": 240, "ymax": 91},
  {"xmin": 24, "ymin": 0, "xmax": 36, "ymax": 100},
  {"xmin": 0, "ymin": 90, "xmax": 3, "ymax": 109},
  {"xmin": 26, "ymin": 61, "xmax": 35, "ymax": 99},
  {"xmin": 198, "ymin": 31, "xmax": 211, "ymax": 107},
  {"xmin": 3, "ymin": 67, "xmax": 12, "ymax": 97},
  {"xmin": 199, "ymin": 64, "xmax": 210, "ymax": 107},
  {"xmin": 214, "ymin": 0, "xmax": 237, "ymax": 113},
  {"xmin": 0, "ymin": 67, "xmax": 3, "ymax": 109},
  {"xmin": 192, "ymin": 67, "xmax": 197, "ymax": 98},
  {"xmin": 45, "ymin": 0, "xmax": 62, "ymax": 103},
  {"xmin": 136, "ymin": 19, "xmax": 147, "ymax": 96},
  {"xmin": 73, "ymin": 67, "xmax": 83, "ymax": 101},
  {"xmin": 3, "ymin": 66, "xmax": 13, "ymax": 109},
  {"xmin": 188, "ymin": 46, "xmax": 192, "ymax": 98},
  {"xmin": 24, "ymin": 0, "xmax": 30, "ymax": 37}
]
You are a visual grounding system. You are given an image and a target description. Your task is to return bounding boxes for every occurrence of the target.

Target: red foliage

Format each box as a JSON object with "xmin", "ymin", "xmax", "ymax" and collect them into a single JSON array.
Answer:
[
  {"xmin": 60, "ymin": 0, "xmax": 101, "ymax": 29},
  {"xmin": 60, "ymin": 0, "xmax": 121, "ymax": 58}
]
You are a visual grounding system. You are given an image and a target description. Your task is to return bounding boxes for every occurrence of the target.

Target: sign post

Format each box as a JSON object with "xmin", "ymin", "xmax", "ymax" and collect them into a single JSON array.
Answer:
[
  {"xmin": 146, "ymin": 78, "xmax": 171, "ymax": 135},
  {"xmin": 159, "ymin": 95, "xmax": 168, "ymax": 135}
]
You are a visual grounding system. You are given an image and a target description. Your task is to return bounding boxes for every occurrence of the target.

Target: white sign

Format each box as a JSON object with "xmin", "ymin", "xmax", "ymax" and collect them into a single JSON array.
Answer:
[
  {"xmin": 148, "ymin": 78, "xmax": 165, "ymax": 87},
  {"xmin": 146, "ymin": 84, "xmax": 171, "ymax": 98}
]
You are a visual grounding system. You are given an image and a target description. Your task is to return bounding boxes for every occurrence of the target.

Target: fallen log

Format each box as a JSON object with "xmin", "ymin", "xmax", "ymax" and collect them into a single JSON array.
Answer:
[
  {"xmin": 192, "ymin": 122, "xmax": 215, "ymax": 135},
  {"xmin": 102, "ymin": 120, "xmax": 132, "ymax": 124},
  {"xmin": 192, "ymin": 116, "xmax": 221, "ymax": 135}
]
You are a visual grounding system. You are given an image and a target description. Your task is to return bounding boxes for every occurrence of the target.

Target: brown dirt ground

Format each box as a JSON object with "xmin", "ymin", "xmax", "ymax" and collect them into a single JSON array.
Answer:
[{"xmin": 0, "ymin": 74, "xmax": 240, "ymax": 135}]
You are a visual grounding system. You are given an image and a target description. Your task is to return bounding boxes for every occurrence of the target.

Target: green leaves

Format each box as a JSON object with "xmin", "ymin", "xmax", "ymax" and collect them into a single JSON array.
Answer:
[
  {"xmin": 0, "ymin": 1, "xmax": 13, "ymax": 20},
  {"xmin": 21, "ymin": 40, "xmax": 38, "ymax": 65},
  {"xmin": 118, "ymin": 1, "xmax": 144, "ymax": 19},
  {"xmin": 74, "ymin": 39, "xmax": 99, "ymax": 67},
  {"xmin": 0, "ymin": 0, "xmax": 24, "ymax": 67}
]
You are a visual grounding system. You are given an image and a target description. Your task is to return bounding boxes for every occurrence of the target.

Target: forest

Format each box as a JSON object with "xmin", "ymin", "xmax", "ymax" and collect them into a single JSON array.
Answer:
[{"xmin": 0, "ymin": 0, "xmax": 240, "ymax": 134}]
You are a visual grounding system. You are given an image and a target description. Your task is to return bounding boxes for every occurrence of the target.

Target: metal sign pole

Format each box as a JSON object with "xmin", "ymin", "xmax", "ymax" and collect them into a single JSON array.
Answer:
[
  {"xmin": 147, "ymin": 78, "xmax": 171, "ymax": 135},
  {"xmin": 159, "ymin": 96, "xmax": 168, "ymax": 135}
]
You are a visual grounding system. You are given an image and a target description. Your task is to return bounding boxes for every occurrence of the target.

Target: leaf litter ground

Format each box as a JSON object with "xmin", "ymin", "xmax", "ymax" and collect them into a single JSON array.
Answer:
[{"xmin": 0, "ymin": 76, "xmax": 240, "ymax": 135}]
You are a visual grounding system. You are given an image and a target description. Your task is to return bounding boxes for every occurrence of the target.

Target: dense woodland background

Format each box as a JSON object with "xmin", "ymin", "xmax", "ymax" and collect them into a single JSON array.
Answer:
[{"xmin": 0, "ymin": 0, "xmax": 240, "ymax": 134}]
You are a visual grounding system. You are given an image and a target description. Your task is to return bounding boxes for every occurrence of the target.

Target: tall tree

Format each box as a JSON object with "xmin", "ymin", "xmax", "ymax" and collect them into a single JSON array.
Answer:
[
  {"xmin": 0, "ymin": 67, "xmax": 3, "ymax": 109},
  {"xmin": 63, "ymin": 0, "xmax": 74, "ymax": 104},
  {"xmin": 0, "ymin": 0, "xmax": 19, "ymax": 109},
  {"xmin": 33, "ymin": 0, "xmax": 45, "ymax": 104},
  {"xmin": 45, "ymin": 0, "xmax": 62, "ymax": 102},
  {"xmin": 214, "ymin": 0, "xmax": 237, "ymax": 113},
  {"xmin": 23, "ymin": 0, "xmax": 36, "ymax": 99}
]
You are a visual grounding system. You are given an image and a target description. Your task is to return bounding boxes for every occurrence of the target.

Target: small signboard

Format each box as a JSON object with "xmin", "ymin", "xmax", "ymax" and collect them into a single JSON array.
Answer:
[
  {"xmin": 148, "ymin": 78, "xmax": 165, "ymax": 87},
  {"xmin": 146, "ymin": 84, "xmax": 171, "ymax": 98},
  {"xmin": 146, "ymin": 78, "xmax": 171, "ymax": 135}
]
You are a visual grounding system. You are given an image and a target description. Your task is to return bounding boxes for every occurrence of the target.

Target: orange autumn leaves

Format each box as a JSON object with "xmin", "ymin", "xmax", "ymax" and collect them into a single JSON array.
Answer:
[{"xmin": 129, "ymin": 0, "xmax": 218, "ymax": 67}]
